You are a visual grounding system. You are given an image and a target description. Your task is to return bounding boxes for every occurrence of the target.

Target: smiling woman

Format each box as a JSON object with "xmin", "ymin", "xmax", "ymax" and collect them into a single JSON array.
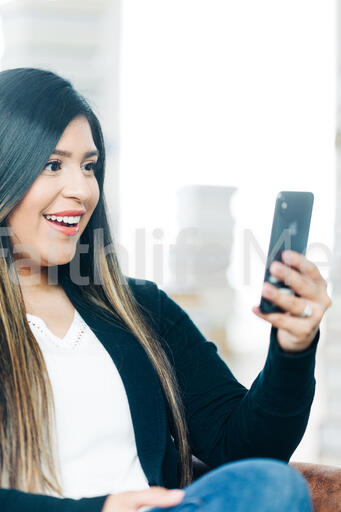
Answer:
[
  {"xmin": 8, "ymin": 115, "xmax": 100, "ymax": 258},
  {"xmin": 0, "ymin": 68, "xmax": 193, "ymax": 507},
  {"xmin": 0, "ymin": 67, "xmax": 329, "ymax": 512}
]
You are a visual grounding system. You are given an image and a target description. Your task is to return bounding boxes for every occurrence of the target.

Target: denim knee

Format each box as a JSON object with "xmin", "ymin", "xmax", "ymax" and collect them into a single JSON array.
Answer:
[
  {"xmin": 255, "ymin": 458, "xmax": 312, "ymax": 510},
  {"xmin": 184, "ymin": 457, "xmax": 312, "ymax": 512}
]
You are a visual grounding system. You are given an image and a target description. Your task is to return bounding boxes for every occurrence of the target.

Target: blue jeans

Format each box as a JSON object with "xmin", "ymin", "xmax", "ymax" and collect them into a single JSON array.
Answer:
[{"xmin": 149, "ymin": 458, "xmax": 313, "ymax": 512}]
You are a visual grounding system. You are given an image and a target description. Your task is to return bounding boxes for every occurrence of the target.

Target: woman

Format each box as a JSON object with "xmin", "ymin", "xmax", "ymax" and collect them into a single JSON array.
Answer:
[{"xmin": 0, "ymin": 67, "xmax": 331, "ymax": 512}]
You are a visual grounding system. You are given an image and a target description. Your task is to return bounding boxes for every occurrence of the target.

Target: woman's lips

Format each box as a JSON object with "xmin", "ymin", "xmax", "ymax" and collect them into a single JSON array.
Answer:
[{"xmin": 43, "ymin": 216, "xmax": 79, "ymax": 236}]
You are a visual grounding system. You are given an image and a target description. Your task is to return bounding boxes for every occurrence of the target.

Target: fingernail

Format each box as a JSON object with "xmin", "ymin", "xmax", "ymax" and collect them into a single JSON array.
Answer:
[
  {"xmin": 270, "ymin": 261, "xmax": 282, "ymax": 273},
  {"xmin": 263, "ymin": 283, "xmax": 275, "ymax": 297},
  {"xmin": 282, "ymin": 251, "xmax": 294, "ymax": 263}
]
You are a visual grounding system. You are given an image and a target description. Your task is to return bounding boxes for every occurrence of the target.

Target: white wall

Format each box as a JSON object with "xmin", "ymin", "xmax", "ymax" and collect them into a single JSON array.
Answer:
[{"xmin": 118, "ymin": 0, "xmax": 336, "ymax": 299}]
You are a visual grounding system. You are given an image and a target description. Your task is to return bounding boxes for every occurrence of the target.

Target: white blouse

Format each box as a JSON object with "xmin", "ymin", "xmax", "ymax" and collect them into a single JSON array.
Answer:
[{"xmin": 26, "ymin": 308, "xmax": 151, "ymax": 506}]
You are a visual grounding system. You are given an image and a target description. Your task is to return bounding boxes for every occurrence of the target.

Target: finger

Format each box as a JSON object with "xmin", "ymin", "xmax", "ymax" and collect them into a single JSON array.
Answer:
[
  {"xmin": 269, "ymin": 261, "xmax": 317, "ymax": 300},
  {"xmin": 252, "ymin": 305, "xmax": 316, "ymax": 337},
  {"xmin": 262, "ymin": 282, "xmax": 316, "ymax": 317},
  {"xmin": 129, "ymin": 488, "xmax": 185, "ymax": 508},
  {"xmin": 281, "ymin": 250, "xmax": 323, "ymax": 283}
]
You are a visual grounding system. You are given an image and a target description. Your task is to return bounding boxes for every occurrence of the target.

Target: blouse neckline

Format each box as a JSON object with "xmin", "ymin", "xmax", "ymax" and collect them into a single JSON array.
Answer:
[{"xmin": 26, "ymin": 308, "xmax": 77, "ymax": 342}]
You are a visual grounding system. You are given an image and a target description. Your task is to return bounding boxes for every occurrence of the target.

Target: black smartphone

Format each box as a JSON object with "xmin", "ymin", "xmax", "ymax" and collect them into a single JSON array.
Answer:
[{"xmin": 259, "ymin": 191, "xmax": 314, "ymax": 314}]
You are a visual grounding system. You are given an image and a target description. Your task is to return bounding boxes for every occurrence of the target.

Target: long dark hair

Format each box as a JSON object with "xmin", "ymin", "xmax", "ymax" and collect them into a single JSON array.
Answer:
[{"xmin": 0, "ymin": 68, "xmax": 193, "ymax": 495}]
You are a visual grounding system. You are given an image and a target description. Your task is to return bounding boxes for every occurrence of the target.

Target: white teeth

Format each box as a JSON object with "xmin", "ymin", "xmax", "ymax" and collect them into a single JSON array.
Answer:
[{"xmin": 45, "ymin": 215, "xmax": 81, "ymax": 224}]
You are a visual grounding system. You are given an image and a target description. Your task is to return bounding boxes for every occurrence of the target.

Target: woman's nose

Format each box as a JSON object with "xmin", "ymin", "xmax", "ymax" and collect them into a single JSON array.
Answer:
[{"xmin": 60, "ymin": 165, "xmax": 94, "ymax": 202}]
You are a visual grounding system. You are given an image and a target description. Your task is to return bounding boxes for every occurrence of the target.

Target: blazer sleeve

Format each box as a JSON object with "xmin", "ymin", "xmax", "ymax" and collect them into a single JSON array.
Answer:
[
  {"xmin": 157, "ymin": 286, "xmax": 319, "ymax": 469},
  {"xmin": 0, "ymin": 489, "xmax": 108, "ymax": 512}
]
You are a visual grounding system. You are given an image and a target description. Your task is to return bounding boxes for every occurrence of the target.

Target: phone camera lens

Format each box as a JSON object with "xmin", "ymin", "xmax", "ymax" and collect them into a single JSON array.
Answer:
[{"xmin": 281, "ymin": 201, "xmax": 288, "ymax": 210}]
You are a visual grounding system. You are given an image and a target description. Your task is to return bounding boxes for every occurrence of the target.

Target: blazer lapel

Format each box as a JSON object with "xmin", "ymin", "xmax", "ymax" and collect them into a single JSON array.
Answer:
[{"xmin": 61, "ymin": 274, "xmax": 168, "ymax": 487}]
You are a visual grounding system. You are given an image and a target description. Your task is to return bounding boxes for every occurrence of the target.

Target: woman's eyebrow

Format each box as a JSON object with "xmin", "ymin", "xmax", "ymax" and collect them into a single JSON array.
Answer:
[{"xmin": 51, "ymin": 149, "xmax": 99, "ymax": 158}]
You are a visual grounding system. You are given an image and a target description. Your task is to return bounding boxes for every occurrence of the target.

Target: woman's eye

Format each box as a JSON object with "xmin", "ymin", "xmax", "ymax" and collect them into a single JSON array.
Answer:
[
  {"xmin": 44, "ymin": 160, "xmax": 61, "ymax": 172},
  {"xmin": 82, "ymin": 162, "xmax": 97, "ymax": 173}
]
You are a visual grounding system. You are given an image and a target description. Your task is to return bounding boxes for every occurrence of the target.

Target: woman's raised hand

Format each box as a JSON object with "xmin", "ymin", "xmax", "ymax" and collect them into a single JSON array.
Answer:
[
  {"xmin": 252, "ymin": 250, "xmax": 332, "ymax": 352},
  {"xmin": 102, "ymin": 487, "xmax": 185, "ymax": 512}
]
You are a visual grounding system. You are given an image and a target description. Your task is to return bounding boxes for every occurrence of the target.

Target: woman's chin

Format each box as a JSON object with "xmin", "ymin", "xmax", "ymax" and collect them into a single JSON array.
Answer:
[{"xmin": 41, "ymin": 247, "xmax": 77, "ymax": 267}]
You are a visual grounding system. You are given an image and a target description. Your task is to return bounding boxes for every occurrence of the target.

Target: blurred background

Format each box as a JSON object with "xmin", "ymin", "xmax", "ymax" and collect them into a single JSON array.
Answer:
[{"xmin": 0, "ymin": 0, "xmax": 339, "ymax": 466}]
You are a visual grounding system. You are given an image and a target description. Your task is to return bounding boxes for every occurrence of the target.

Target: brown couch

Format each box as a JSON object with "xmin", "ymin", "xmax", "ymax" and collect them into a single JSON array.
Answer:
[{"xmin": 192, "ymin": 456, "xmax": 341, "ymax": 511}]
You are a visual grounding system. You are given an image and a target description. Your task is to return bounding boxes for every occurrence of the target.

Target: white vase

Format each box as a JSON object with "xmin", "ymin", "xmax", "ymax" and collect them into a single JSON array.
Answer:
[{"xmin": 169, "ymin": 185, "xmax": 237, "ymax": 291}]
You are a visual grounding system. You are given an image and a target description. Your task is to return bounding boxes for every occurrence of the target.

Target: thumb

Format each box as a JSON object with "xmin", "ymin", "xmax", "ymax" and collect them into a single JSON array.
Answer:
[{"xmin": 131, "ymin": 487, "xmax": 185, "ymax": 509}]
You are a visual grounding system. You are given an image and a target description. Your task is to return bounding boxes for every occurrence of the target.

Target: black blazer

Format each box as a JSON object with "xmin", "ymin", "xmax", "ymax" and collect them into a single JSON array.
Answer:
[{"xmin": 0, "ymin": 275, "xmax": 320, "ymax": 512}]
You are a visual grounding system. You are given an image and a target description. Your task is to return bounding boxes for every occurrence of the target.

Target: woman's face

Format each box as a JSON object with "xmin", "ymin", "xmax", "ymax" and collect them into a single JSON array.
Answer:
[{"xmin": 7, "ymin": 115, "xmax": 100, "ymax": 279}]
